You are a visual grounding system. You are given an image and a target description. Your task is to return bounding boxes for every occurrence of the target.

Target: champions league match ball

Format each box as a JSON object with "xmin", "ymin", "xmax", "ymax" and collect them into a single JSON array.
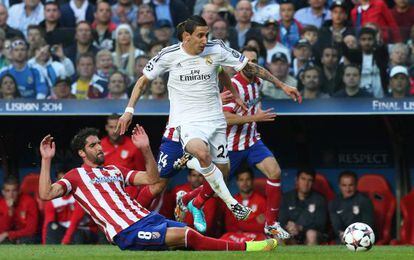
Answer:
[{"xmin": 343, "ymin": 222, "xmax": 375, "ymax": 252}]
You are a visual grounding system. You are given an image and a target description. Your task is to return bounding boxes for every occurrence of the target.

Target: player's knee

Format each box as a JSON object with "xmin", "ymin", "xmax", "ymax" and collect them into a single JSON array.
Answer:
[
  {"xmin": 266, "ymin": 164, "xmax": 281, "ymax": 180},
  {"xmin": 194, "ymin": 150, "xmax": 212, "ymax": 166},
  {"xmin": 305, "ymin": 229, "xmax": 318, "ymax": 246}
]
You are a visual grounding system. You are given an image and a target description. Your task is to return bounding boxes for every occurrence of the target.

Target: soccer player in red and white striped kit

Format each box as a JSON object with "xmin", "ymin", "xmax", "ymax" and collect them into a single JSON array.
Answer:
[{"xmin": 38, "ymin": 125, "xmax": 277, "ymax": 251}]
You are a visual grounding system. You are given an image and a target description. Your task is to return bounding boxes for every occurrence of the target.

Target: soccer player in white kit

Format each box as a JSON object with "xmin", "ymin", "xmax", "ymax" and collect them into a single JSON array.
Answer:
[{"xmin": 117, "ymin": 15, "xmax": 301, "ymax": 225}]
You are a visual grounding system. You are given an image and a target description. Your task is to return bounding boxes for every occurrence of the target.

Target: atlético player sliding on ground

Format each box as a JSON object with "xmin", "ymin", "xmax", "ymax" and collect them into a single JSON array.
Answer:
[{"xmin": 38, "ymin": 125, "xmax": 277, "ymax": 251}]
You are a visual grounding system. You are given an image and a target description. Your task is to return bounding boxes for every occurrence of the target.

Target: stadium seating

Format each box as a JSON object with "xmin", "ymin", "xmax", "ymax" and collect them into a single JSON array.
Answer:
[
  {"xmin": 391, "ymin": 190, "xmax": 414, "ymax": 245},
  {"xmin": 313, "ymin": 174, "xmax": 336, "ymax": 202},
  {"xmin": 357, "ymin": 174, "xmax": 396, "ymax": 245}
]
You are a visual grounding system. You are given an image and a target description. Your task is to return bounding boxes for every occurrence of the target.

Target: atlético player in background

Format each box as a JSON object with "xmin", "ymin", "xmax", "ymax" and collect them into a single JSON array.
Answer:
[
  {"xmin": 222, "ymin": 46, "xmax": 287, "ymax": 238},
  {"xmin": 38, "ymin": 125, "xmax": 277, "ymax": 251}
]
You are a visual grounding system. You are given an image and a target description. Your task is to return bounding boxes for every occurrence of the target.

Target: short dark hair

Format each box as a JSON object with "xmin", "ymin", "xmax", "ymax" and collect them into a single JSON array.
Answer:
[
  {"xmin": 236, "ymin": 165, "xmax": 254, "ymax": 180},
  {"xmin": 71, "ymin": 127, "xmax": 100, "ymax": 153},
  {"xmin": 184, "ymin": 15, "xmax": 207, "ymax": 35},
  {"xmin": 358, "ymin": 27, "xmax": 376, "ymax": 39},
  {"xmin": 107, "ymin": 113, "xmax": 120, "ymax": 121},
  {"xmin": 302, "ymin": 25, "xmax": 318, "ymax": 34},
  {"xmin": 109, "ymin": 71, "xmax": 127, "ymax": 83},
  {"xmin": 3, "ymin": 177, "xmax": 19, "ymax": 188},
  {"xmin": 338, "ymin": 171, "xmax": 358, "ymax": 183},
  {"xmin": 240, "ymin": 46, "xmax": 259, "ymax": 59},
  {"xmin": 302, "ymin": 65, "xmax": 321, "ymax": 76},
  {"xmin": 76, "ymin": 52, "xmax": 95, "ymax": 65},
  {"xmin": 343, "ymin": 63, "xmax": 361, "ymax": 74},
  {"xmin": 176, "ymin": 21, "xmax": 186, "ymax": 41},
  {"xmin": 296, "ymin": 168, "xmax": 316, "ymax": 179}
]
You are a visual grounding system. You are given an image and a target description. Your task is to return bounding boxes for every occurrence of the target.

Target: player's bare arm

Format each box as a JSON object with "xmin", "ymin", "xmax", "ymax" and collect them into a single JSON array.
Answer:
[
  {"xmin": 242, "ymin": 62, "xmax": 302, "ymax": 103},
  {"xmin": 39, "ymin": 135, "xmax": 65, "ymax": 201},
  {"xmin": 130, "ymin": 124, "xmax": 160, "ymax": 185},
  {"xmin": 224, "ymin": 103, "xmax": 277, "ymax": 126},
  {"xmin": 116, "ymin": 75, "xmax": 150, "ymax": 135},
  {"xmin": 218, "ymin": 68, "xmax": 247, "ymax": 111}
]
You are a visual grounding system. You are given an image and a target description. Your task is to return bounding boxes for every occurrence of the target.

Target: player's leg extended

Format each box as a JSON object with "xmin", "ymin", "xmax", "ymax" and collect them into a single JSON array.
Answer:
[{"xmin": 165, "ymin": 227, "xmax": 277, "ymax": 251}]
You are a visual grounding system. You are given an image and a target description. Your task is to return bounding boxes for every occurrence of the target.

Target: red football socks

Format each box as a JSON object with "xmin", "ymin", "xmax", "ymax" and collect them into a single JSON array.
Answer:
[
  {"xmin": 265, "ymin": 179, "xmax": 281, "ymax": 224},
  {"xmin": 185, "ymin": 229, "xmax": 246, "ymax": 251},
  {"xmin": 192, "ymin": 180, "xmax": 214, "ymax": 208}
]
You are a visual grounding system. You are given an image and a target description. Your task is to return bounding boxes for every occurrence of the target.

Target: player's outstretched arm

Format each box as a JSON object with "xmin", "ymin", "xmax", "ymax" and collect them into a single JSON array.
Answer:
[
  {"xmin": 224, "ymin": 103, "xmax": 276, "ymax": 126},
  {"xmin": 242, "ymin": 62, "xmax": 302, "ymax": 103},
  {"xmin": 116, "ymin": 75, "xmax": 150, "ymax": 135},
  {"xmin": 39, "ymin": 135, "xmax": 65, "ymax": 201},
  {"xmin": 131, "ymin": 124, "xmax": 159, "ymax": 185},
  {"xmin": 218, "ymin": 69, "xmax": 247, "ymax": 111}
]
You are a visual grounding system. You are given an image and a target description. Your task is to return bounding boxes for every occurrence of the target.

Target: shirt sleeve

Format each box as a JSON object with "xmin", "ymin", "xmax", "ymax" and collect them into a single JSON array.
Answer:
[
  {"xmin": 216, "ymin": 40, "xmax": 249, "ymax": 72},
  {"xmin": 55, "ymin": 170, "xmax": 75, "ymax": 196},
  {"xmin": 142, "ymin": 53, "xmax": 169, "ymax": 80},
  {"xmin": 117, "ymin": 165, "xmax": 140, "ymax": 186}
]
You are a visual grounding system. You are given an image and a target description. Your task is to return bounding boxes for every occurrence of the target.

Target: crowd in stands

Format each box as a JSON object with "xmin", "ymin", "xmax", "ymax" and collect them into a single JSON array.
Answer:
[
  {"xmin": 2, "ymin": 114, "xmax": 410, "ymax": 245},
  {"xmin": 0, "ymin": 0, "xmax": 412, "ymax": 100}
]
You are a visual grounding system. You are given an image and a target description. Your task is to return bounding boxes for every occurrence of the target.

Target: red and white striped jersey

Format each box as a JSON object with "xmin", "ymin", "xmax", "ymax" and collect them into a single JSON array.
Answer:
[
  {"xmin": 55, "ymin": 164, "xmax": 150, "ymax": 242},
  {"xmin": 223, "ymin": 72, "xmax": 262, "ymax": 151},
  {"xmin": 163, "ymin": 126, "xmax": 180, "ymax": 142}
]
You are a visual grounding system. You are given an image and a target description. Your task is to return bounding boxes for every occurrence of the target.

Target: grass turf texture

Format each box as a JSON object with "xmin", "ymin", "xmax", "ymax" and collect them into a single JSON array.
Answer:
[{"xmin": 0, "ymin": 245, "xmax": 413, "ymax": 260}]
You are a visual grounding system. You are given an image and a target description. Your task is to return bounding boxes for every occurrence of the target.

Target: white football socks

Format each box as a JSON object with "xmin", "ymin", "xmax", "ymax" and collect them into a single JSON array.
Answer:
[
  {"xmin": 186, "ymin": 157, "xmax": 203, "ymax": 172},
  {"xmin": 199, "ymin": 163, "xmax": 238, "ymax": 208}
]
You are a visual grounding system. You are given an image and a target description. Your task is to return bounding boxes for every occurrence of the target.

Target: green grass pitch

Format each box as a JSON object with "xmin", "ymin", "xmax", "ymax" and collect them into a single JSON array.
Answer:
[{"xmin": 0, "ymin": 245, "xmax": 413, "ymax": 260}]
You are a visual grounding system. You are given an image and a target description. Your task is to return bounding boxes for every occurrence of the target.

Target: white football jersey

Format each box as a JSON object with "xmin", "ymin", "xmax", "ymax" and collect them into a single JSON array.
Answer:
[{"xmin": 143, "ymin": 40, "xmax": 248, "ymax": 127}]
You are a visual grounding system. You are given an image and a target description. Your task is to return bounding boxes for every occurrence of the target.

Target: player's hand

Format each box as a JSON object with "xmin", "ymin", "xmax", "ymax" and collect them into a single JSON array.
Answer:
[
  {"xmin": 40, "ymin": 135, "xmax": 56, "ymax": 160},
  {"xmin": 253, "ymin": 103, "xmax": 276, "ymax": 122},
  {"xmin": 116, "ymin": 112, "xmax": 133, "ymax": 135},
  {"xmin": 220, "ymin": 90, "xmax": 233, "ymax": 105},
  {"xmin": 131, "ymin": 124, "xmax": 150, "ymax": 149},
  {"xmin": 235, "ymin": 96, "xmax": 248, "ymax": 112},
  {"xmin": 280, "ymin": 83, "xmax": 302, "ymax": 103}
]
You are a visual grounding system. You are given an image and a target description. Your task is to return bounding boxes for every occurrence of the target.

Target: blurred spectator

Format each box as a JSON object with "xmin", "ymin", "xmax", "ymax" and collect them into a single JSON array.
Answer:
[
  {"xmin": 133, "ymin": 4, "xmax": 156, "ymax": 52},
  {"xmin": 49, "ymin": 76, "xmax": 76, "ymax": 99},
  {"xmin": 229, "ymin": 0, "xmax": 260, "ymax": 50},
  {"xmin": 261, "ymin": 52, "xmax": 297, "ymax": 99},
  {"xmin": 201, "ymin": 3, "xmax": 219, "ymax": 28},
  {"xmin": 3, "ymin": 39, "xmax": 13, "ymax": 62},
  {"xmin": 112, "ymin": 0, "xmax": 138, "ymax": 25},
  {"xmin": 351, "ymin": 0, "xmax": 401, "ymax": 43},
  {"xmin": 329, "ymin": 171, "xmax": 375, "ymax": 243},
  {"xmin": 101, "ymin": 114, "xmax": 146, "ymax": 170},
  {"xmin": 106, "ymin": 71, "xmax": 129, "ymax": 99},
  {"xmin": 220, "ymin": 168, "xmax": 266, "ymax": 242},
  {"xmin": 211, "ymin": 19, "xmax": 236, "ymax": 49},
  {"xmin": 96, "ymin": 49, "xmax": 115, "ymax": 80},
  {"xmin": 7, "ymin": 0, "xmax": 44, "ymax": 37},
  {"xmin": 342, "ymin": 27, "xmax": 389, "ymax": 98},
  {"xmin": 0, "ymin": 177, "xmax": 39, "ymax": 244},
  {"xmin": 244, "ymin": 36, "xmax": 267, "ymax": 67},
  {"xmin": 292, "ymin": 39, "xmax": 313, "ymax": 77},
  {"xmin": 72, "ymin": 52, "xmax": 107, "ymax": 99},
  {"xmin": 39, "ymin": 0, "xmax": 73, "ymax": 47},
  {"xmin": 147, "ymin": 76, "xmax": 167, "ymax": 100},
  {"xmin": 113, "ymin": 24, "xmax": 145, "ymax": 79},
  {"xmin": 27, "ymin": 25, "xmax": 45, "ymax": 50},
  {"xmin": 193, "ymin": 0, "xmax": 209, "ymax": 15},
  {"xmin": 0, "ymin": 28, "xmax": 9, "ymax": 69},
  {"xmin": 59, "ymin": 0, "xmax": 95, "ymax": 28},
  {"xmin": 294, "ymin": 0, "xmax": 331, "ymax": 28},
  {"xmin": 391, "ymin": 0, "xmax": 414, "ymax": 42},
  {"xmin": 320, "ymin": 45, "xmax": 340, "ymax": 95},
  {"xmin": 29, "ymin": 42, "xmax": 75, "ymax": 89},
  {"xmin": 301, "ymin": 25, "xmax": 319, "ymax": 46},
  {"xmin": 318, "ymin": 1, "xmax": 354, "ymax": 48},
  {"xmin": 148, "ymin": 40, "xmax": 165, "ymax": 58},
  {"xmin": 64, "ymin": 21, "xmax": 99, "ymax": 66},
  {"xmin": 0, "ymin": 4, "xmax": 24, "ymax": 39},
  {"xmin": 251, "ymin": 0, "xmax": 280, "ymax": 25},
  {"xmin": 388, "ymin": 65, "xmax": 410, "ymax": 98},
  {"xmin": 300, "ymin": 65, "xmax": 329, "ymax": 99},
  {"xmin": 279, "ymin": 169, "xmax": 327, "ymax": 245},
  {"xmin": 261, "ymin": 19, "xmax": 291, "ymax": 64},
  {"xmin": 154, "ymin": 19, "xmax": 178, "ymax": 46},
  {"xmin": 211, "ymin": 0, "xmax": 236, "ymax": 26},
  {"xmin": 278, "ymin": 0, "xmax": 302, "ymax": 50},
  {"xmin": 0, "ymin": 39, "xmax": 47, "ymax": 98},
  {"xmin": 133, "ymin": 55, "xmax": 150, "ymax": 81},
  {"xmin": 389, "ymin": 43, "xmax": 409, "ymax": 68},
  {"xmin": 0, "ymin": 73, "xmax": 20, "ymax": 99},
  {"xmin": 92, "ymin": 1, "xmax": 116, "ymax": 50},
  {"xmin": 343, "ymin": 34, "xmax": 358, "ymax": 49},
  {"xmin": 149, "ymin": 0, "xmax": 190, "ymax": 27},
  {"xmin": 333, "ymin": 64, "xmax": 372, "ymax": 97}
]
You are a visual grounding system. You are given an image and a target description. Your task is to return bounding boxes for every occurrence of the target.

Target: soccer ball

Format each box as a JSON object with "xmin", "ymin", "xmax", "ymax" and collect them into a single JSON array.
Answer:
[{"xmin": 343, "ymin": 222, "xmax": 375, "ymax": 252}]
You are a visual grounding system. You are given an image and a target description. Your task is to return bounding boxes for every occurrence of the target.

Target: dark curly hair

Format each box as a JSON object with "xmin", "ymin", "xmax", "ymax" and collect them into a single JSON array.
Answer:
[{"xmin": 70, "ymin": 127, "xmax": 100, "ymax": 153}]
